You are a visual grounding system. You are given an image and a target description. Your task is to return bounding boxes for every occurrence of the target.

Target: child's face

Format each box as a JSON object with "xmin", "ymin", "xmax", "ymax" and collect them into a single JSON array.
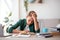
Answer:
[{"xmin": 26, "ymin": 16, "xmax": 34, "ymax": 25}]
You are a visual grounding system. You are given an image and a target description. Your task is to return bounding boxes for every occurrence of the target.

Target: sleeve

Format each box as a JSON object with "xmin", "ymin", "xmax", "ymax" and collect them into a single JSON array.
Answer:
[
  {"xmin": 35, "ymin": 29, "xmax": 40, "ymax": 33},
  {"xmin": 6, "ymin": 19, "xmax": 22, "ymax": 33},
  {"xmin": 35, "ymin": 20, "xmax": 40, "ymax": 33}
]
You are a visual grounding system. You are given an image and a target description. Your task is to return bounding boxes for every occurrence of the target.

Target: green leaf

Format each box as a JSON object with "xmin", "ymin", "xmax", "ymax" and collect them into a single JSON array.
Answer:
[
  {"xmin": 24, "ymin": 0, "xmax": 28, "ymax": 11},
  {"xmin": 8, "ymin": 12, "xmax": 12, "ymax": 17},
  {"xmin": 4, "ymin": 17, "xmax": 9, "ymax": 23}
]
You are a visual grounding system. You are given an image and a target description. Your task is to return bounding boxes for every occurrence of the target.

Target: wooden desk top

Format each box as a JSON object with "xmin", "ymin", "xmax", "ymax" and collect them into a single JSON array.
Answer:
[
  {"xmin": 51, "ymin": 32, "xmax": 60, "ymax": 36},
  {"xmin": 0, "ymin": 32, "xmax": 60, "ymax": 40}
]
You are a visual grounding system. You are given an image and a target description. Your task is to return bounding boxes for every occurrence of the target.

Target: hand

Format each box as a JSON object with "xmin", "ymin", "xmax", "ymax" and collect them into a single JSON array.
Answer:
[
  {"xmin": 20, "ymin": 31, "xmax": 27, "ymax": 34},
  {"xmin": 32, "ymin": 14, "xmax": 37, "ymax": 21},
  {"xmin": 25, "ymin": 30, "xmax": 30, "ymax": 32},
  {"xmin": 20, "ymin": 30, "xmax": 29, "ymax": 34}
]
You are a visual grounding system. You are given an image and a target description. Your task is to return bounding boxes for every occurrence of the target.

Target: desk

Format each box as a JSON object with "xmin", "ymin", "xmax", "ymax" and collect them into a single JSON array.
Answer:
[
  {"xmin": 0, "ymin": 35, "xmax": 60, "ymax": 40},
  {"xmin": 51, "ymin": 32, "xmax": 60, "ymax": 36},
  {"xmin": 0, "ymin": 32, "xmax": 60, "ymax": 40}
]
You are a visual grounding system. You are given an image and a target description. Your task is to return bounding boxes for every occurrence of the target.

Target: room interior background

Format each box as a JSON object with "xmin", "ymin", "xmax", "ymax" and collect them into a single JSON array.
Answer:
[{"xmin": 0, "ymin": 0, "xmax": 60, "ymax": 36}]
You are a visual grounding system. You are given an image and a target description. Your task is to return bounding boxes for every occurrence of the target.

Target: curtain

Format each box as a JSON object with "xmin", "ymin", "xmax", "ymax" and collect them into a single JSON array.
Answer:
[{"xmin": 0, "ymin": 0, "xmax": 12, "ymax": 24}]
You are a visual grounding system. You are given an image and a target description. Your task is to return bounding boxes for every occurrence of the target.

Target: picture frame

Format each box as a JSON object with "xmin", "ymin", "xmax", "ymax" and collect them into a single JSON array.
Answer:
[{"xmin": 28, "ymin": 0, "xmax": 42, "ymax": 4}]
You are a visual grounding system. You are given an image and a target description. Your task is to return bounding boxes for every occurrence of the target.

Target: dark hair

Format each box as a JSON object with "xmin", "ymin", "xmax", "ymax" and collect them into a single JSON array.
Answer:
[{"xmin": 28, "ymin": 11, "xmax": 37, "ymax": 17}]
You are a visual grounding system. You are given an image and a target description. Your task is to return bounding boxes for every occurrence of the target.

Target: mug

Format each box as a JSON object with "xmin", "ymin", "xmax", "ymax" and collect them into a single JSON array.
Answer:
[{"xmin": 42, "ymin": 27, "xmax": 48, "ymax": 33}]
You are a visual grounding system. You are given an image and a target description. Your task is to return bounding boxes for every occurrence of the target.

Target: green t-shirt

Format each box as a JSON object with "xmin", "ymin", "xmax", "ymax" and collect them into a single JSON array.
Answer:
[{"xmin": 6, "ymin": 19, "xmax": 40, "ymax": 33}]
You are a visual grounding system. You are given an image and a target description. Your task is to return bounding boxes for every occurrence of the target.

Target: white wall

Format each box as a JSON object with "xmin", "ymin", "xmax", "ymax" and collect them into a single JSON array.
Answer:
[
  {"xmin": 27, "ymin": 0, "xmax": 60, "ymax": 19},
  {"xmin": 19, "ymin": 0, "xmax": 26, "ymax": 19},
  {"xmin": 12, "ymin": 0, "xmax": 19, "ymax": 23}
]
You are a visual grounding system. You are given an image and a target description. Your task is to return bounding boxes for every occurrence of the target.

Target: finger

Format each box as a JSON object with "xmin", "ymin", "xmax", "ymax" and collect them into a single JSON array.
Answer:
[{"xmin": 26, "ymin": 30, "xmax": 29, "ymax": 32}]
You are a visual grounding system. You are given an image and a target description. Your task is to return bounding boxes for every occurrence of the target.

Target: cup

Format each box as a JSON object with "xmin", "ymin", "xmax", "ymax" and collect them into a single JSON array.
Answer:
[{"xmin": 42, "ymin": 27, "xmax": 48, "ymax": 33}]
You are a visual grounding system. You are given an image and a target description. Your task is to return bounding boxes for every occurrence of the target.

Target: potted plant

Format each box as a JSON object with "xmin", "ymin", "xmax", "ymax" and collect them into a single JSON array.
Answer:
[{"xmin": 24, "ymin": 0, "xmax": 28, "ymax": 12}]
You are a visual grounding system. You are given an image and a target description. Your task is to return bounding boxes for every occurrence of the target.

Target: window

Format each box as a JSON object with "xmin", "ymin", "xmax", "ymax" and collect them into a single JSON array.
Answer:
[
  {"xmin": 0, "ymin": 0, "xmax": 19, "ymax": 36},
  {"xmin": 0, "ymin": 0, "xmax": 12, "ymax": 24}
]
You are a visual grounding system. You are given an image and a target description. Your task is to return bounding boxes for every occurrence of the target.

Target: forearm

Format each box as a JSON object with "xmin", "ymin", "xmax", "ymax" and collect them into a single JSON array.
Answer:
[
  {"xmin": 34, "ymin": 19, "xmax": 39, "ymax": 31},
  {"xmin": 13, "ymin": 29, "xmax": 21, "ymax": 33},
  {"xmin": 13, "ymin": 29, "xmax": 28, "ymax": 34}
]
